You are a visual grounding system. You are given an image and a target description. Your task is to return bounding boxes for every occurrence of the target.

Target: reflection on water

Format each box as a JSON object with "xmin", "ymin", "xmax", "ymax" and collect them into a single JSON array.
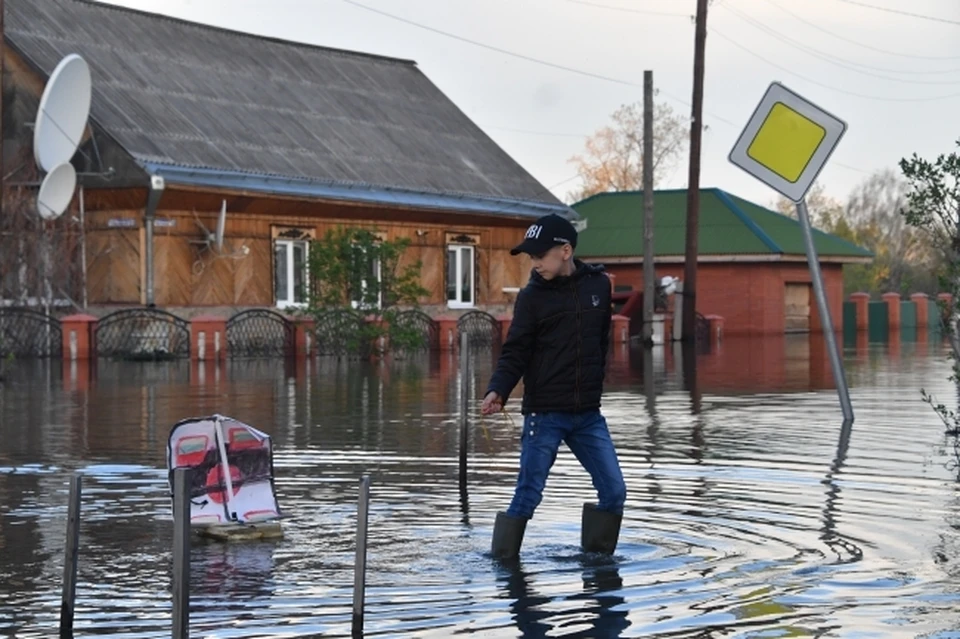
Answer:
[{"xmin": 1, "ymin": 335, "xmax": 960, "ymax": 637}]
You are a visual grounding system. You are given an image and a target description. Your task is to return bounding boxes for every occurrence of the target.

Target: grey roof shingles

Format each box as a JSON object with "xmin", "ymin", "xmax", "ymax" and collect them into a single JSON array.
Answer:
[{"xmin": 7, "ymin": 0, "xmax": 567, "ymax": 216}]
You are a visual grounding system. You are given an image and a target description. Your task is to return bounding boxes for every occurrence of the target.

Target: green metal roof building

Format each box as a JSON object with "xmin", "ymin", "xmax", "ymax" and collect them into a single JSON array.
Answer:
[
  {"xmin": 574, "ymin": 188, "xmax": 872, "ymax": 263},
  {"xmin": 573, "ymin": 188, "xmax": 872, "ymax": 335}
]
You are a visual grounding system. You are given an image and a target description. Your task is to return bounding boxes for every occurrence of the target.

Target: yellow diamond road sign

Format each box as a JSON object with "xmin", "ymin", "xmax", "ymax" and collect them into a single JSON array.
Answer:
[{"xmin": 729, "ymin": 82, "xmax": 847, "ymax": 203}]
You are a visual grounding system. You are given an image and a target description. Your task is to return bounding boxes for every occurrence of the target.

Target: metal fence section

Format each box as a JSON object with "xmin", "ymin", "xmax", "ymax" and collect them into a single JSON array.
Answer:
[
  {"xmin": 313, "ymin": 309, "xmax": 367, "ymax": 357},
  {"xmin": 390, "ymin": 310, "xmax": 439, "ymax": 353},
  {"xmin": 95, "ymin": 308, "xmax": 191, "ymax": 360},
  {"xmin": 457, "ymin": 311, "xmax": 501, "ymax": 349},
  {"xmin": 226, "ymin": 310, "xmax": 294, "ymax": 358},
  {"xmin": 0, "ymin": 309, "xmax": 62, "ymax": 358}
]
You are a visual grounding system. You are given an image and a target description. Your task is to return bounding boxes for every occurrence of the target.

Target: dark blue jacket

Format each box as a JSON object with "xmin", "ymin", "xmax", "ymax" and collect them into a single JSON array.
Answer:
[{"xmin": 486, "ymin": 260, "xmax": 611, "ymax": 415}]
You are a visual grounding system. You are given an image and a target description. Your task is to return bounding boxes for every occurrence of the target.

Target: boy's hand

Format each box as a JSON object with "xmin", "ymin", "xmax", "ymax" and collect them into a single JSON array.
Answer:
[{"xmin": 481, "ymin": 391, "xmax": 503, "ymax": 415}]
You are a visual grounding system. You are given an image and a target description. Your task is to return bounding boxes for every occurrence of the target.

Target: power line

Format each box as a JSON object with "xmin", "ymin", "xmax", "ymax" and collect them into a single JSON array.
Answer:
[
  {"xmin": 711, "ymin": 27, "xmax": 960, "ymax": 102},
  {"xmin": 834, "ymin": 0, "xmax": 960, "ymax": 26},
  {"xmin": 720, "ymin": 2, "xmax": 960, "ymax": 84},
  {"xmin": 489, "ymin": 125, "xmax": 586, "ymax": 138},
  {"xmin": 339, "ymin": 0, "xmax": 737, "ymax": 126},
  {"xmin": 341, "ymin": 1, "xmax": 887, "ymax": 182},
  {"xmin": 761, "ymin": 0, "xmax": 960, "ymax": 62},
  {"xmin": 564, "ymin": 0, "xmax": 690, "ymax": 18}
]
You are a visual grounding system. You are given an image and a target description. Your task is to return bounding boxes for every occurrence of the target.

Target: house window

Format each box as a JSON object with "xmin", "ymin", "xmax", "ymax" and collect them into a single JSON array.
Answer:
[
  {"xmin": 350, "ymin": 246, "xmax": 382, "ymax": 310},
  {"xmin": 447, "ymin": 244, "xmax": 475, "ymax": 308},
  {"xmin": 274, "ymin": 239, "xmax": 309, "ymax": 308}
]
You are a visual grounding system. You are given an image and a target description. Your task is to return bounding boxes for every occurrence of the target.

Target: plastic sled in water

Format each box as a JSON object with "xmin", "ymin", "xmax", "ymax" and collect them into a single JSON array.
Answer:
[{"xmin": 166, "ymin": 414, "xmax": 284, "ymax": 541}]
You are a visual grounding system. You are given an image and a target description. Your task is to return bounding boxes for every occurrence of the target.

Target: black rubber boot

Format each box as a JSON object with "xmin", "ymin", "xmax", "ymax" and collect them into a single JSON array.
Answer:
[
  {"xmin": 581, "ymin": 503, "xmax": 622, "ymax": 554},
  {"xmin": 491, "ymin": 511, "xmax": 528, "ymax": 559}
]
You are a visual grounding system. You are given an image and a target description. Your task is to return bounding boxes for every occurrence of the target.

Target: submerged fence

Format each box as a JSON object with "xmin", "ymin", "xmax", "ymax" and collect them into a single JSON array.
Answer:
[{"xmin": 0, "ymin": 307, "xmax": 521, "ymax": 361}]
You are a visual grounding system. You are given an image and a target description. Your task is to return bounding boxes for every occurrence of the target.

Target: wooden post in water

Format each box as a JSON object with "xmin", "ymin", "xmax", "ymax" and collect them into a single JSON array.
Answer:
[
  {"xmin": 172, "ymin": 468, "xmax": 191, "ymax": 639},
  {"xmin": 458, "ymin": 331, "xmax": 470, "ymax": 491},
  {"xmin": 59, "ymin": 474, "xmax": 82, "ymax": 639},
  {"xmin": 352, "ymin": 475, "xmax": 371, "ymax": 638},
  {"xmin": 642, "ymin": 69, "xmax": 656, "ymax": 346}
]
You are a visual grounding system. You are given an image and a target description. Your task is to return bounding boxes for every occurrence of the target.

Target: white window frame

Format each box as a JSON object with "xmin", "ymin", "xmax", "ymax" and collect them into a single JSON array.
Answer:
[
  {"xmin": 350, "ymin": 248, "xmax": 382, "ymax": 311},
  {"xmin": 447, "ymin": 244, "xmax": 475, "ymax": 309},
  {"xmin": 274, "ymin": 238, "xmax": 309, "ymax": 309}
]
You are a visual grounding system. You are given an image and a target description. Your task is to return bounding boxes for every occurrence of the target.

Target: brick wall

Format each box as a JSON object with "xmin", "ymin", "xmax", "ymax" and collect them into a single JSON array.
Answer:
[{"xmin": 600, "ymin": 261, "xmax": 845, "ymax": 335}]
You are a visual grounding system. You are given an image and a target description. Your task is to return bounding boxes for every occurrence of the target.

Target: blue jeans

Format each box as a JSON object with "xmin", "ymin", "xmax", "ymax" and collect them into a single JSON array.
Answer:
[{"xmin": 506, "ymin": 410, "xmax": 626, "ymax": 519}]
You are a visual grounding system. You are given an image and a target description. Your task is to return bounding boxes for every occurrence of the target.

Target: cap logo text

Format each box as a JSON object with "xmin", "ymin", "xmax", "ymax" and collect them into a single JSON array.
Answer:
[{"xmin": 524, "ymin": 224, "xmax": 543, "ymax": 239}]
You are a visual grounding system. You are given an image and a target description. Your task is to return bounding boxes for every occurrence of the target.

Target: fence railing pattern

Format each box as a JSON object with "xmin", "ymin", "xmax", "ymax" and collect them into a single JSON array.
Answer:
[
  {"xmin": 226, "ymin": 310, "xmax": 294, "ymax": 358},
  {"xmin": 95, "ymin": 308, "xmax": 191, "ymax": 360},
  {"xmin": 390, "ymin": 310, "xmax": 439, "ymax": 353},
  {"xmin": 0, "ymin": 308, "xmax": 62, "ymax": 358},
  {"xmin": 457, "ymin": 311, "xmax": 501, "ymax": 350},
  {"xmin": 313, "ymin": 309, "xmax": 368, "ymax": 357}
]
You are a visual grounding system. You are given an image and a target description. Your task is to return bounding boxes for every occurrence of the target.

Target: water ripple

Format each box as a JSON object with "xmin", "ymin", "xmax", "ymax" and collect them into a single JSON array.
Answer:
[{"xmin": 1, "ymin": 342, "xmax": 959, "ymax": 637}]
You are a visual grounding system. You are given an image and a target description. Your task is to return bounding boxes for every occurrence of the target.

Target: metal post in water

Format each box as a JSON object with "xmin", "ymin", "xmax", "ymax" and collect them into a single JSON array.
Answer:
[
  {"xmin": 59, "ymin": 474, "xmax": 82, "ymax": 638},
  {"xmin": 172, "ymin": 468, "xmax": 191, "ymax": 639},
  {"xmin": 458, "ymin": 331, "xmax": 470, "ymax": 491},
  {"xmin": 352, "ymin": 475, "xmax": 371, "ymax": 638},
  {"xmin": 796, "ymin": 199, "xmax": 854, "ymax": 423}
]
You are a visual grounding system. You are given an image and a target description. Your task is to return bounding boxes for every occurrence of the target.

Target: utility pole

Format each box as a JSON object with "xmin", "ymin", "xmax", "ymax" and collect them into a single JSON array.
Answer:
[
  {"xmin": 1, "ymin": 0, "xmax": 6, "ymax": 225},
  {"xmin": 682, "ymin": 0, "xmax": 709, "ymax": 341},
  {"xmin": 642, "ymin": 70, "xmax": 655, "ymax": 346}
]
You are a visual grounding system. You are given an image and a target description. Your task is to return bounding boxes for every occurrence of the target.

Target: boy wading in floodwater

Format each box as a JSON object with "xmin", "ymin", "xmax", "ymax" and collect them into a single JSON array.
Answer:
[{"xmin": 481, "ymin": 213, "xmax": 627, "ymax": 559}]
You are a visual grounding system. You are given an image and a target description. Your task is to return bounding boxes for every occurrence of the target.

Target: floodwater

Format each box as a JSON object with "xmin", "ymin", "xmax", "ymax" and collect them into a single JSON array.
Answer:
[{"xmin": 1, "ymin": 334, "xmax": 959, "ymax": 638}]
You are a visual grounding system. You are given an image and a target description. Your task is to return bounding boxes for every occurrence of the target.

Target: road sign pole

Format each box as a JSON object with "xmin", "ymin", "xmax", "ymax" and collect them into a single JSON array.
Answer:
[
  {"xmin": 796, "ymin": 198, "xmax": 853, "ymax": 423},
  {"xmin": 728, "ymin": 81, "xmax": 854, "ymax": 421}
]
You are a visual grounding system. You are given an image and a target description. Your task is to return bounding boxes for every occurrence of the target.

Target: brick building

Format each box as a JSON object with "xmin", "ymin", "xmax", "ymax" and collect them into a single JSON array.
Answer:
[{"xmin": 574, "ymin": 188, "xmax": 873, "ymax": 336}]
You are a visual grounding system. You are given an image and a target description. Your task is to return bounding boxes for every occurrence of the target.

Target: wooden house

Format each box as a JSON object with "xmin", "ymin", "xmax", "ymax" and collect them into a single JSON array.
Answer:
[
  {"xmin": 2, "ymin": 0, "xmax": 572, "ymax": 316},
  {"xmin": 574, "ymin": 189, "xmax": 873, "ymax": 336}
]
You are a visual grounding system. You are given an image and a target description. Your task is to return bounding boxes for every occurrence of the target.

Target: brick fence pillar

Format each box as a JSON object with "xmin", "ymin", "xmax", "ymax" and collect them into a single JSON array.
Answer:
[
  {"xmin": 849, "ymin": 292, "xmax": 870, "ymax": 331},
  {"xmin": 882, "ymin": 292, "xmax": 901, "ymax": 331},
  {"xmin": 911, "ymin": 293, "xmax": 929, "ymax": 330},
  {"xmin": 436, "ymin": 317, "xmax": 458, "ymax": 351},
  {"xmin": 191, "ymin": 315, "xmax": 227, "ymax": 362},
  {"xmin": 292, "ymin": 317, "xmax": 315, "ymax": 358},
  {"xmin": 61, "ymin": 314, "xmax": 97, "ymax": 361},
  {"xmin": 497, "ymin": 315, "xmax": 512, "ymax": 344}
]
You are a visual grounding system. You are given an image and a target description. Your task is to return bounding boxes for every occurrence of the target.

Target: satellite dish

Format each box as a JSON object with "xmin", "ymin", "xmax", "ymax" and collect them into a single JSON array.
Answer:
[
  {"xmin": 37, "ymin": 162, "xmax": 77, "ymax": 220},
  {"xmin": 34, "ymin": 54, "xmax": 92, "ymax": 172},
  {"xmin": 215, "ymin": 199, "xmax": 227, "ymax": 252}
]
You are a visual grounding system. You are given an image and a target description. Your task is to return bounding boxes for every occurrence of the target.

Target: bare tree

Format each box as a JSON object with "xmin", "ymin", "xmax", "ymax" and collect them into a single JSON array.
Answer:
[
  {"xmin": 0, "ymin": 149, "xmax": 85, "ymax": 313},
  {"xmin": 567, "ymin": 101, "xmax": 688, "ymax": 202},
  {"xmin": 846, "ymin": 168, "xmax": 931, "ymax": 294}
]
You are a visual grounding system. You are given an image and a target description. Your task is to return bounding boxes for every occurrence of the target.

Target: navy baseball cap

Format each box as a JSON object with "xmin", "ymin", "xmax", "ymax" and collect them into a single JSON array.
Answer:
[{"xmin": 510, "ymin": 214, "xmax": 578, "ymax": 256}]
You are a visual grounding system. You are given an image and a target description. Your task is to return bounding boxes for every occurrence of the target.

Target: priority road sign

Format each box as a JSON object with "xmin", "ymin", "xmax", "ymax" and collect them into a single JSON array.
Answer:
[{"xmin": 729, "ymin": 82, "xmax": 847, "ymax": 203}]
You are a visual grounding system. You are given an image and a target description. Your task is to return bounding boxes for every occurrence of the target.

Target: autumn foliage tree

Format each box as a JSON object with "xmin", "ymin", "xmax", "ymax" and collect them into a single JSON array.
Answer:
[
  {"xmin": 775, "ymin": 171, "xmax": 938, "ymax": 296},
  {"xmin": 567, "ymin": 100, "xmax": 689, "ymax": 202}
]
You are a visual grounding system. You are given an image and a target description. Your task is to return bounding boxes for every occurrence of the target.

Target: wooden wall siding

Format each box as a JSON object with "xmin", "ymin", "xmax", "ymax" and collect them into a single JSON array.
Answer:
[
  {"xmin": 417, "ymin": 245, "xmax": 444, "ymax": 302},
  {"xmin": 234, "ymin": 239, "xmax": 273, "ymax": 306},
  {"xmin": 86, "ymin": 230, "xmax": 141, "ymax": 304},
  {"xmin": 83, "ymin": 205, "xmax": 539, "ymax": 308},
  {"xmin": 154, "ymin": 236, "xmax": 192, "ymax": 306}
]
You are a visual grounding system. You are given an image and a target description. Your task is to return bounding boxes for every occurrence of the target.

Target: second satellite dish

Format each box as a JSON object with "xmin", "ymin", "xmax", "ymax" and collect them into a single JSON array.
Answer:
[
  {"xmin": 37, "ymin": 162, "xmax": 77, "ymax": 220},
  {"xmin": 34, "ymin": 54, "xmax": 92, "ymax": 172}
]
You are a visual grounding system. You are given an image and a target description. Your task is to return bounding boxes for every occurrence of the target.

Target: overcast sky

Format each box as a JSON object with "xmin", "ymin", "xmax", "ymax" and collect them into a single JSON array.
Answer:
[{"xmin": 103, "ymin": 0, "xmax": 960, "ymax": 209}]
